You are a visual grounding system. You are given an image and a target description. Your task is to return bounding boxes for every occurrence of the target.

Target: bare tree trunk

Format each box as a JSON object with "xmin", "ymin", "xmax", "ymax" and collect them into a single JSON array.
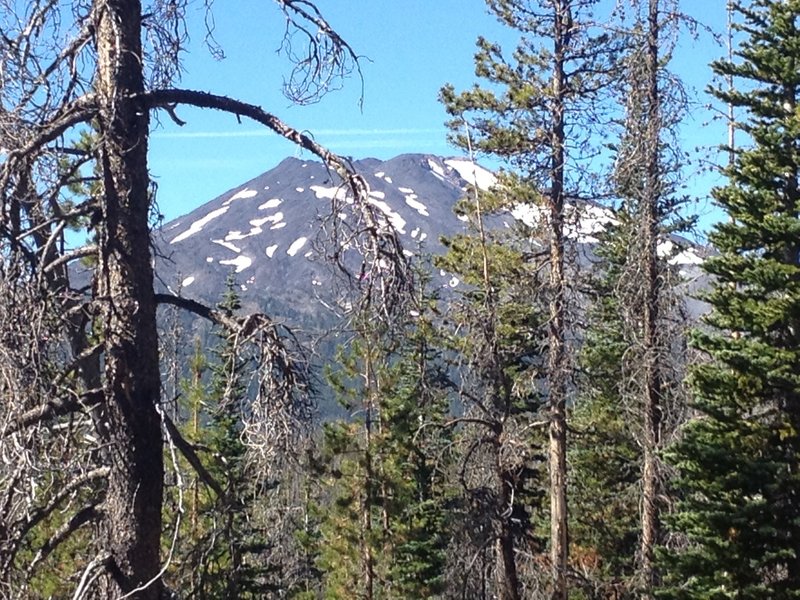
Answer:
[
  {"xmin": 362, "ymin": 348, "xmax": 376, "ymax": 600},
  {"xmin": 497, "ymin": 466, "xmax": 522, "ymax": 600},
  {"xmin": 362, "ymin": 412, "xmax": 375, "ymax": 600},
  {"xmin": 640, "ymin": 0, "xmax": 662, "ymax": 594},
  {"xmin": 548, "ymin": 2, "xmax": 570, "ymax": 599},
  {"xmin": 95, "ymin": 1, "xmax": 163, "ymax": 596}
]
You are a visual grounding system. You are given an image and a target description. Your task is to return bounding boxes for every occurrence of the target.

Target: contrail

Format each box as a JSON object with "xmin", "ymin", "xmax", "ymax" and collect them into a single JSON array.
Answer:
[{"xmin": 152, "ymin": 127, "xmax": 443, "ymax": 140}]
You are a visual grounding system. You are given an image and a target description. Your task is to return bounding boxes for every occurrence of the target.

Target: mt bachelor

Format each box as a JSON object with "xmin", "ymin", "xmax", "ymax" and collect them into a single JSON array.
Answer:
[{"xmin": 152, "ymin": 153, "xmax": 707, "ymax": 332}]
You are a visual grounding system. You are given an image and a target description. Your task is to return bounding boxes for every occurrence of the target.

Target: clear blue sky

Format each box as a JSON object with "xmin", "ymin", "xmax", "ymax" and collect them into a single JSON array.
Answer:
[{"xmin": 148, "ymin": 0, "xmax": 729, "ymax": 229}]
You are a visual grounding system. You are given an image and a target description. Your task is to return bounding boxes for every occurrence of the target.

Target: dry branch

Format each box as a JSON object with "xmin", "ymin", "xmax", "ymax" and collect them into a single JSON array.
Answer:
[
  {"xmin": 161, "ymin": 411, "xmax": 225, "ymax": 500},
  {"xmin": 1, "ymin": 389, "xmax": 102, "ymax": 438}
]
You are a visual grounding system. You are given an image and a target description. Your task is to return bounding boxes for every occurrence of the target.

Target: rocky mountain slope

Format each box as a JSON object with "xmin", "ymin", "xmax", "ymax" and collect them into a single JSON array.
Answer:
[{"xmin": 153, "ymin": 152, "xmax": 708, "ymax": 330}]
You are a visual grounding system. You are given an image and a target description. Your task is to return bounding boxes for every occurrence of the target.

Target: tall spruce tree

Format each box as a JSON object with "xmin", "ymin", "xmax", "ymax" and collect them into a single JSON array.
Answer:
[
  {"xmin": 569, "ymin": 214, "xmax": 642, "ymax": 598},
  {"xmin": 441, "ymin": 2, "xmax": 622, "ymax": 596},
  {"xmin": 660, "ymin": 1, "xmax": 800, "ymax": 597}
]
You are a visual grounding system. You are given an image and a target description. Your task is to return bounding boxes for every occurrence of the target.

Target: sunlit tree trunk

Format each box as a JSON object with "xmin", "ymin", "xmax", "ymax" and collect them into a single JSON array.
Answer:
[
  {"xmin": 548, "ymin": 2, "xmax": 570, "ymax": 598},
  {"xmin": 95, "ymin": 1, "xmax": 163, "ymax": 596}
]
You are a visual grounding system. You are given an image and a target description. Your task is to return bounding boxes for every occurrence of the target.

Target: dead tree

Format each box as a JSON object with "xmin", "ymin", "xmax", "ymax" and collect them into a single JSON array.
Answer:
[{"xmin": 0, "ymin": 1, "xmax": 408, "ymax": 597}]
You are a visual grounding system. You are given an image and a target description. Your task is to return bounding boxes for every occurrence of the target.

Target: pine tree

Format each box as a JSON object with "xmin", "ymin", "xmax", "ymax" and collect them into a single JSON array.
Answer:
[
  {"xmin": 660, "ymin": 1, "xmax": 800, "ymax": 597},
  {"xmin": 435, "ymin": 176, "xmax": 548, "ymax": 600},
  {"xmin": 167, "ymin": 279, "xmax": 271, "ymax": 598},
  {"xmin": 569, "ymin": 216, "xmax": 641, "ymax": 597},
  {"xmin": 312, "ymin": 276, "xmax": 451, "ymax": 599},
  {"xmin": 568, "ymin": 3, "xmax": 693, "ymax": 595},
  {"xmin": 441, "ymin": 2, "xmax": 623, "ymax": 595},
  {"xmin": 202, "ymin": 281, "xmax": 260, "ymax": 598}
]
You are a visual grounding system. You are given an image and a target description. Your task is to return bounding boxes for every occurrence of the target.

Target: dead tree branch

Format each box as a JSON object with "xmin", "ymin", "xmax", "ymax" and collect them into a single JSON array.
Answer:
[
  {"xmin": 1, "ymin": 389, "xmax": 102, "ymax": 438},
  {"xmin": 161, "ymin": 411, "xmax": 225, "ymax": 501}
]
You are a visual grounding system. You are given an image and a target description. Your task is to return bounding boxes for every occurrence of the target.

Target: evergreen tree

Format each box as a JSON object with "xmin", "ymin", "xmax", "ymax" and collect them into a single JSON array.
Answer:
[
  {"xmin": 167, "ymin": 279, "xmax": 271, "ymax": 598},
  {"xmin": 441, "ymin": 2, "xmax": 623, "ymax": 595},
  {"xmin": 311, "ymin": 277, "xmax": 451, "ymax": 599},
  {"xmin": 569, "ymin": 216, "xmax": 641, "ymax": 598},
  {"xmin": 660, "ymin": 1, "xmax": 800, "ymax": 597},
  {"xmin": 434, "ymin": 175, "xmax": 548, "ymax": 600},
  {"xmin": 568, "ymin": 3, "xmax": 693, "ymax": 595}
]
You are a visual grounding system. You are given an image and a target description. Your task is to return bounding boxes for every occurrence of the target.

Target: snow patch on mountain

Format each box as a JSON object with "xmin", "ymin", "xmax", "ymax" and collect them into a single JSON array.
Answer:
[
  {"xmin": 512, "ymin": 201, "xmax": 618, "ymax": 243},
  {"xmin": 225, "ymin": 227, "xmax": 263, "ymax": 241},
  {"xmin": 266, "ymin": 244, "xmax": 278, "ymax": 258},
  {"xmin": 311, "ymin": 185, "xmax": 351, "ymax": 203},
  {"xmin": 181, "ymin": 276, "xmax": 195, "ymax": 288},
  {"xmin": 658, "ymin": 240, "xmax": 704, "ymax": 266},
  {"xmin": 427, "ymin": 159, "xmax": 447, "ymax": 182},
  {"xmin": 445, "ymin": 158, "xmax": 497, "ymax": 191},
  {"xmin": 258, "ymin": 198, "xmax": 282, "ymax": 210},
  {"xmin": 224, "ymin": 230, "xmax": 248, "ymax": 241},
  {"xmin": 251, "ymin": 213, "xmax": 284, "ymax": 228},
  {"xmin": 511, "ymin": 203, "xmax": 546, "ymax": 227},
  {"xmin": 368, "ymin": 197, "xmax": 407, "ymax": 234},
  {"xmin": 223, "ymin": 188, "xmax": 258, "ymax": 205},
  {"xmin": 404, "ymin": 194, "xmax": 429, "ymax": 216},
  {"xmin": 212, "ymin": 239, "xmax": 242, "ymax": 253},
  {"xmin": 565, "ymin": 203, "xmax": 619, "ymax": 243},
  {"xmin": 672, "ymin": 248, "xmax": 703, "ymax": 266},
  {"xmin": 287, "ymin": 237, "xmax": 308, "ymax": 256},
  {"xmin": 219, "ymin": 255, "xmax": 252, "ymax": 273},
  {"xmin": 171, "ymin": 206, "xmax": 230, "ymax": 243}
]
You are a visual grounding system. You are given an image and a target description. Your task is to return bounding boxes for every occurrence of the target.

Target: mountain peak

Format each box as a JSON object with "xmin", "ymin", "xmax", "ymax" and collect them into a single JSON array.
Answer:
[{"xmin": 154, "ymin": 153, "xmax": 706, "ymax": 323}]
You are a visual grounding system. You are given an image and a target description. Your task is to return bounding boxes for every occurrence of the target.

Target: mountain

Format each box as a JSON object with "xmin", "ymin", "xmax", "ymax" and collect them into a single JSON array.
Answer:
[
  {"xmin": 154, "ymin": 154, "xmax": 492, "ymax": 320},
  {"xmin": 153, "ymin": 153, "xmax": 707, "ymax": 324},
  {"xmin": 150, "ymin": 152, "xmax": 709, "ymax": 417}
]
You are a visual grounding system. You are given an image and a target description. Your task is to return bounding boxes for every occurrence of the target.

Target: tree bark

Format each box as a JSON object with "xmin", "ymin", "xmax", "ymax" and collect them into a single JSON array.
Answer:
[
  {"xmin": 497, "ymin": 465, "xmax": 521, "ymax": 600},
  {"xmin": 640, "ymin": 0, "xmax": 662, "ymax": 594},
  {"xmin": 95, "ymin": 1, "xmax": 163, "ymax": 596},
  {"xmin": 549, "ymin": 2, "xmax": 570, "ymax": 599}
]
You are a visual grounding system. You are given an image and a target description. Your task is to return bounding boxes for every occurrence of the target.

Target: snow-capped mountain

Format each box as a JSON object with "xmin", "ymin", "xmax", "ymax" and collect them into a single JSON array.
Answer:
[
  {"xmin": 153, "ymin": 153, "xmax": 708, "ymax": 326},
  {"xmin": 154, "ymin": 154, "xmax": 493, "ymax": 319}
]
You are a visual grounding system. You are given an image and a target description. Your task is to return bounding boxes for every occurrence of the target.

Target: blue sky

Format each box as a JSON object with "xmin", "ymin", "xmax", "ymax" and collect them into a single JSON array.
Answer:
[{"xmin": 148, "ymin": 1, "xmax": 730, "ymax": 229}]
